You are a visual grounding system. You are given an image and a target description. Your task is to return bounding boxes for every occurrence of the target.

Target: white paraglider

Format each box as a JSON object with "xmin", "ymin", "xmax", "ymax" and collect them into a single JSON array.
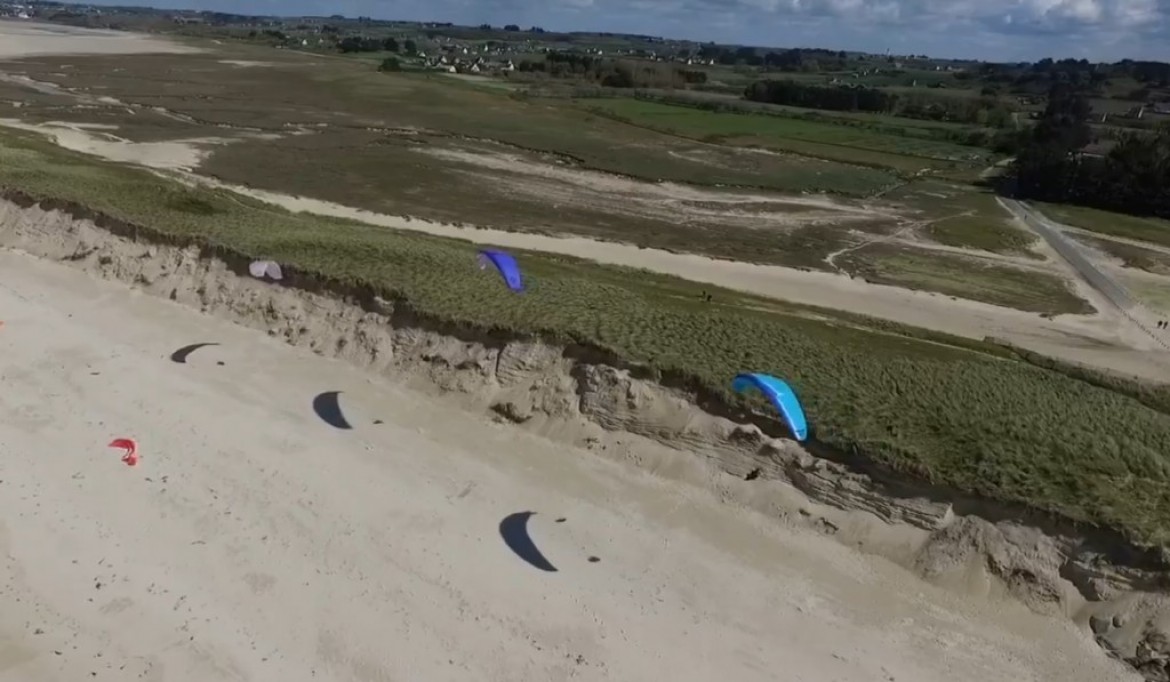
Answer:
[{"xmin": 248, "ymin": 260, "xmax": 283, "ymax": 281}]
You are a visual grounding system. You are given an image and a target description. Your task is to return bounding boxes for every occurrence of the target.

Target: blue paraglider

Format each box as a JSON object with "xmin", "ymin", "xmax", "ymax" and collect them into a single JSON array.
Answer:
[
  {"xmin": 477, "ymin": 249, "xmax": 524, "ymax": 292},
  {"xmin": 731, "ymin": 373, "xmax": 809, "ymax": 442}
]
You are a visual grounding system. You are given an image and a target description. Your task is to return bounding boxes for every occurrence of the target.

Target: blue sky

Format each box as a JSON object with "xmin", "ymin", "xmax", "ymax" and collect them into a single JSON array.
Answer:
[{"xmin": 81, "ymin": 0, "xmax": 1170, "ymax": 62}]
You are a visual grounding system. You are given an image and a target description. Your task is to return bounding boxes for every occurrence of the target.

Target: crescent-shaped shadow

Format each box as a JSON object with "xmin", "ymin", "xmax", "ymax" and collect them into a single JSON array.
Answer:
[
  {"xmin": 170, "ymin": 342, "xmax": 219, "ymax": 364},
  {"xmin": 312, "ymin": 391, "xmax": 353, "ymax": 430},
  {"xmin": 499, "ymin": 511, "xmax": 558, "ymax": 572}
]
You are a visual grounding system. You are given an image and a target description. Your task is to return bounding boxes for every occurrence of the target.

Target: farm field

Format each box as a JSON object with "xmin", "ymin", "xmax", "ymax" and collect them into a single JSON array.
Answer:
[
  {"xmin": 578, "ymin": 97, "xmax": 993, "ymax": 172},
  {"xmin": 1040, "ymin": 203, "xmax": 1170, "ymax": 249}
]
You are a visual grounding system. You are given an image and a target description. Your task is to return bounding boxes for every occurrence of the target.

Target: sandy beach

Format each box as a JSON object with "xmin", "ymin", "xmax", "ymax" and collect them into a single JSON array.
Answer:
[
  {"xmin": 0, "ymin": 20, "xmax": 197, "ymax": 59},
  {"xmin": 0, "ymin": 248, "xmax": 1136, "ymax": 681}
]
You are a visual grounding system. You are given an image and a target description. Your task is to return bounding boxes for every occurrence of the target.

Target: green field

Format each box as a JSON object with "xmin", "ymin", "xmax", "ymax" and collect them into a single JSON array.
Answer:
[
  {"xmin": 6, "ymin": 126, "xmax": 1170, "ymax": 549},
  {"xmin": 883, "ymin": 181, "xmax": 1040, "ymax": 257},
  {"xmin": 579, "ymin": 97, "xmax": 991, "ymax": 172},
  {"xmin": 1072, "ymin": 234, "xmax": 1170, "ymax": 275},
  {"xmin": 836, "ymin": 243, "xmax": 1090, "ymax": 314},
  {"xmin": 1, "ymin": 49, "xmax": 898, "ymax": 196},
  {"xmin": 1038, "ymin": 203, "xmax": 1170, "ymax": 249}
]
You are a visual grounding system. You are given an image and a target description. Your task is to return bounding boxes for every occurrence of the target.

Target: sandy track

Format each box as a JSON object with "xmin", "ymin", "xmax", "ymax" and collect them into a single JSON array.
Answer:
[{"xmin": 0, "ymin": 250, "xmax": 1136, "ymax": 681}]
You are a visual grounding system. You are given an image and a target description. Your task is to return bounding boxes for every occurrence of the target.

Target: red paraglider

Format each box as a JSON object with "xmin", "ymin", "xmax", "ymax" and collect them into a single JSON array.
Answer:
[{"xmin": 109, "ymin": 438, "xmax": 139, "ymax": 466}]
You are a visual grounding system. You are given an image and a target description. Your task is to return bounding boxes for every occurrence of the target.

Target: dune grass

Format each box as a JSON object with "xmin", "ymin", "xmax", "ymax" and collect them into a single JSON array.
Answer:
[
  {"xmin": 1038, "ymin": 203, "xmax": 1170, "ymax": 249},
  {"xmin": 882, "ymin": 181, "xmax": 1040, "ymax": 258},
  {"xmin": 4, "ymin": 49, "xmax": 898, "ymax": 196},
  {"xmin": 4, "ymin": 127, "xmax": 1170, "ymax": 548},
  {"xmin": 836, "ymin": 243, "xmax": 1092, "ymax": 315}
]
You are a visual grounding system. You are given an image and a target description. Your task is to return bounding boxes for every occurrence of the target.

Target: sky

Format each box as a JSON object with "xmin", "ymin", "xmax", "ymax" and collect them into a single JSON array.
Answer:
[{"xmin": 77, "ymin": 0, "xmax": 1170, "ymax": 62}]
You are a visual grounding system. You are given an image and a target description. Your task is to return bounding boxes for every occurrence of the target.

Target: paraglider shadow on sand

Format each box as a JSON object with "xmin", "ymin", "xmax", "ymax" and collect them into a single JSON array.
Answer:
[
  {"xmin": 499, "ymin": 511, "xmax": 558, "ymax": 572},
  {"xmin": 312, "ymin": 391, "xmax": 353, "ymax": 430},
  {"xmin": 170, "ymin": 342, "xmax": 219, "ymax": 364}
]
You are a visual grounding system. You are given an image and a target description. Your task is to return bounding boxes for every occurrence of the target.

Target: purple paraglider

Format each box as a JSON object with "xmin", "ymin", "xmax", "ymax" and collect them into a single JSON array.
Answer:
[{"xmin": 477, "ymin": 249, "xmax": 524, "ymax": 292}]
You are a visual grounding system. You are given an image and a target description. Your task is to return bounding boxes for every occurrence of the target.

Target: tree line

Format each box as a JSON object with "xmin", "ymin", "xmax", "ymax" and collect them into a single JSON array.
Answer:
[
  {"xmin": 1013, "ymin": 83, "xmax": 1170, "ymax": 220},
  {"xmin": 694, "ymin": 45, "xmax": 850, "ymax": 71},
  {"xmin": 743, "ymin": 79, "xmax": 1017, "ymax": 128},
  {"xmin": 336, "ymin": 35, "xmax": 417, "ymax": 54},
  {"xmin": 973, "ymin": 57, "xmax": 1170, "ymax": 101},
  {"xmin": 518, "ymin": 53, "xmax": 707, "ymax": 88}
]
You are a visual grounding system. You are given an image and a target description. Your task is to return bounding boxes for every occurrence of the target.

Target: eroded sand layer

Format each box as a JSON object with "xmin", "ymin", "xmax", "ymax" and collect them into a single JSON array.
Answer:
[{"xmin": 0, "ymin": 250, "xmax": 1135, "ymax": 681}]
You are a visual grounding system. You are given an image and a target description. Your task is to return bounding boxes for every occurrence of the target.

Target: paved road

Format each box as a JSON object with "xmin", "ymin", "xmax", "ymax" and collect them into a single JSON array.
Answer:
[
  {"xmin": 1000, "ymin": 197, "xmax": 1137, "ymax": 313},
  {"xmin": 999, "ymin": 197, "xmax": 1170, "ymax": 355}
]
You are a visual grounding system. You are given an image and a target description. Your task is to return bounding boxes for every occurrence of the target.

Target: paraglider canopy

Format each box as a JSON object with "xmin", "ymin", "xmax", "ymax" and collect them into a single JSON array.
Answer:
[
  {"xmin": 248, "ymin": 260, "xmax": 283, "ymax": 281},
  {"xmin": 477, "ymin": 249, "xmax": 524, "ymax": 292},
  {"xmin": 731, "ymin": 372, "xmax": 809, "ymax": 442},
  {"xmin": 108, "ymin": 437, "xmax": 139, "ymax": 466}
]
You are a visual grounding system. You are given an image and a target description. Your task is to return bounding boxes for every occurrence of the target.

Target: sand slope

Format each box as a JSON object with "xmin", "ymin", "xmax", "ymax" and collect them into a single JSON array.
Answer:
[{"xmin": 0, "ymin": 250, "xmax": 1137, "ymax": 681}]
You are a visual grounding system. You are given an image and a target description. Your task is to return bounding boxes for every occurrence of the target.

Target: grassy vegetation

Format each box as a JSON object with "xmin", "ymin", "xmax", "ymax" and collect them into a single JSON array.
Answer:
[
  {"xmin": 835, "ymin": 244, "xmax": 1091, "ymax": 314},
  {"xmin": 0, "ymin": 45, "xmax": 1088, "ymax": 311},
  {"xmin": 1072, "ymin": 234, "xmax": 1170, "ymax": 275},
  {"xmin": 630, "ymin": 89, "xmax": 988, "ymax": 135},
  {"xmin": 5, "ymin": 126, "xmax": 1170, "ymax": 548},
  {"xmin": 2, "ymin": 50, "xmax": 898, "ymax": 196},
  {"xmin": 578, "ymin": 97, "xmax": 989, "ymax": 172},
  {"xmin": 882, "ymin": 181, "xmax": 1040, "ymax": 257},
  {"xmin": 1038, "ymin": 203, "xmax": 1170, "ymax": 249}
]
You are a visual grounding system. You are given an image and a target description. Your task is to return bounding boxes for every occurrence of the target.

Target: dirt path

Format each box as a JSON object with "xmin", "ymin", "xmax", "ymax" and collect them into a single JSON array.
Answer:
[{"xmin": 0, "ymin": 248, "xmax": 1137, "ymax": 682}]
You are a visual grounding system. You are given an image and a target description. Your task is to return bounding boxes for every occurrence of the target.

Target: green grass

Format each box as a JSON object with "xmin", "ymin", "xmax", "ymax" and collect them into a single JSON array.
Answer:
[
  {"xmin": 883, "ymin": 181, "xmax": 1040, "ymax": 258},
  {"xmin": 836, "ymin": 243, "xmax": 1091, "ymax": 315},
  {"xmin": 602, "ymin": 89, "xmax": 992, "ymax": 138},
  {"xmin": 1072, "ymin": 234, "xmax": 1170, "ymax": 275},
  {"xmin": 6, "ymin": 127, "xmax": 1170, "ymax": 549},
  {"xmin": 3, "ymin": 49, "xmax": 898, "ymax": 196},
  {"xmin": 1038, "ymin": 203, "xmax": 1170, "ymax": 249},
  {"xmin": 925, "ymin": 216, "xmax": 1037, "ymax": 256},
  {"xmin": 579, "ymin": 97, "xmax": 990, "ymax": 173}
]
